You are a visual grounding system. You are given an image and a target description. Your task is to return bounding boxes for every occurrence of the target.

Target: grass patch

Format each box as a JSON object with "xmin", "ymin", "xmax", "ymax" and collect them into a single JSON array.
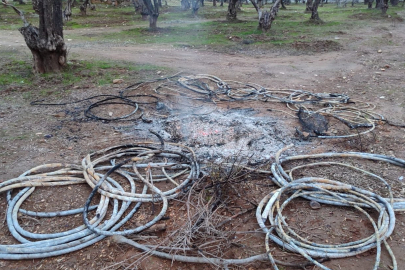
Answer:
[
  {"xmin": 2, "ymin": 2, "xmax": 403, "ymax": 52},
  {"xmin": 87, "ymin": 4, "xmax": 399, "ymax": 51},
  {"xmin": 0, "ymin": 59, "xmax": 33, "ymax": 87},
  {"xmin": 0, "ymin": 55, "xmax": 168, "ymax": 96},
  {"xmin": 2, "ymin": 3, "xmax": 403, "ymax": 58}
]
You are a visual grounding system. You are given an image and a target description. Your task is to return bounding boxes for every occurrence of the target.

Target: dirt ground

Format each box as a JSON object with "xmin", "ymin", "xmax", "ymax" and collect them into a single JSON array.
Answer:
[{"xmin": 1, "ymin": 8, "xmax": 405, "ymax": 270}]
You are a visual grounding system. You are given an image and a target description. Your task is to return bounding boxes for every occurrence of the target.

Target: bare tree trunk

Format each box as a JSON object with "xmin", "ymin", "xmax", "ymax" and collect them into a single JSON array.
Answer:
[
  {"xmin": 305, "ymin": 0, "xmax": 312, "ymax": 12},
  {"xmin": 149, "ymin": 13, "xmax": 157, "ymax": 28},
  {"xmin": 63, "ymin": 0, "xmax": 73, "ymax": 21},
  {"xmin": 213, "ymin": 0, "xmax": 216, "ymax": 6},
  {"xmin": 252, "ymin": 0, "xmax": 281, "ymax": 31},
  {"xmin": 227, "ymin": 0, "xmax": 239, "ymax": 20},
  {"xmin": 181, "ymin": 0, "xmax": 191, "ymax": 9},
  {"xmin": 389, "ymin": 0, "xmax": 398, "ymax": 5},
  {"xmin": 8, "ymin": 0, "xmax": 67, "ymax": 73},
  {"xmin": 192, "ymin": 0, "xmax": 200, "ymax": 14},
  {"xmin": 143, "ymin": 0, "xmax": 159, "ymax": 30},
  {"xmin": 310, "ymin": 0, "xmax": 322, "ymax": 21},
  {"xmin": 368, "ymin": 0, "xmax": 373, "ymax": 7},
  {"xmin": 80, "ymin": 0, "xmax": 89, "ymax": 15},
  {"xmin": 381, "ymin": 0, "xmax": 388, "ymax": 13},
  {"xmin": 280, "ymin": 0, "xmax": 286, "ymax": 9},
  {"xmin": 133, "ymin": 0, "xmax": 148, "ymax": 18}
]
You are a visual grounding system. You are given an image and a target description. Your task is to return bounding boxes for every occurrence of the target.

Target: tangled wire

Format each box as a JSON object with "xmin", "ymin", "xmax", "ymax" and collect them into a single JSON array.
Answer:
[
  {"xmin": 32, "ymin": 73, "xmax": 403, "ymax": 139},
  {"xmin": 5, "ymin": 73, "xmax": 404, "ymax": 268},
  {"xmin": 0, "ymin": 140, "xmax": 199, "ymax": 259},
  {"xmin": 1, "ymin": 143, "xmax": 405, "ymax": 270}
]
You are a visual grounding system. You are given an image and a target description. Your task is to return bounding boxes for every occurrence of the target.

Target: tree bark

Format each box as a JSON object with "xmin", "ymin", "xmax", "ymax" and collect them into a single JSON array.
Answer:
[
  {"xmin": 305, "ymin": 0, "xmax": 312, "ymax": 12},
  {"xmin": 252, "ymin": 0, "xmax": 281, "ymax": 31},
  {"xmin": 133, "ymin": 0, "xmax": 149, "ymax": 18},
  {"xmin": 227, "ymin": 0, "xmax": 239, "ymax": 20},
  {"xmin": 381, "ymin": 0, "xmax": 388, "ymax": 13},
  {"xmin": 310, "ymin": 0, "xmax": 321, "ymax": 21},
  {"xmin": 80, "ymin": 0, "xmax": 89, "ymax": 15},
  {"xmin": 181, "ymin": 0, "xmax": 191, "ymax": 9},
  {"xmin": 149, "ymin": 13, "xmax": 158, "ymax": 29},
  {"xmin": 12, "ymin": 0, "xmax": 67, "ymax": 73},
  {"xmin": 389, "ymin": 0, "xmax": 398, "ymax": 6},
  {"xmin": 143, "ymin": 0, "xmax": 159, "ymax": 30},
  {"xmin": 192, "ymin": 0, "xmax": 200, "ymax": 14},
  {"xmin": 213, "ymin": 0, "xmax": 216, "ymax": 6},
  {"xmin": 63, "ymin": 0, "xmax": 73, "ymax": 21}
]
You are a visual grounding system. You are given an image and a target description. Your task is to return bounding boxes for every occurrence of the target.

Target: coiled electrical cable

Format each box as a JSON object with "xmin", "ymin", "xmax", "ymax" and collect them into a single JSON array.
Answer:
[
  {"xmin": 257, "ymin": 178, "xmax": 397, "ymax": 270},
  {"xmin": 0, "ymin": 141, "xmax": 199, "ymax": 259},
  {"xmin": 271, "ymin": 144, "xmax": 405, "ymax": 210}
]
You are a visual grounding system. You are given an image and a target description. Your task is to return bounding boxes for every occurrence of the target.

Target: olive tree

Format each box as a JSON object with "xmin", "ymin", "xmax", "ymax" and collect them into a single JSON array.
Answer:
[{"xmin": 3, "ymin": 0, "xmax": 67, "ymax": 73}]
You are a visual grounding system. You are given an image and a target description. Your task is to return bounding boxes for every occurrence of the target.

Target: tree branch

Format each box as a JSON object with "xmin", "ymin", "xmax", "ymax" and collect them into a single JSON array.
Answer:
[
  {"xmin": 251, "ymin": 0, "xmax": 259, "ymax": 12},
  {"xmin": 1, "ymin": 0, "xmax": 30, "ymax": 27}
]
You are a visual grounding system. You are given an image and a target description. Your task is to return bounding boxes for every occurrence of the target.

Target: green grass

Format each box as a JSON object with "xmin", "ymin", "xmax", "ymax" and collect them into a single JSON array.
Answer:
[
  {"xmin": 70, "ymin": 4, "xmax": 402, "ymax": 50},
  {"xmin": 1, "ymin": 3, "xmax": 402, "ymax": 74},
  {"xmin": 0, "ymin": 59, "xmax": 33, "ymax": 86},
  {"xmin": 0, "ymin": 55, "xmax": 168, "ymax": 95},
  {"xmin": 2, "ymin": 2, "xmax": 403, "ymax": 49}
]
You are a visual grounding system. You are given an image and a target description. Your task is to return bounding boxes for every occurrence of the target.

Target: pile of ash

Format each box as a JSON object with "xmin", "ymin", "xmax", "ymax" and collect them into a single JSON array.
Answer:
[{"xmin": 119, "ymin": 107, "xmax": 293, "ymax": 163}]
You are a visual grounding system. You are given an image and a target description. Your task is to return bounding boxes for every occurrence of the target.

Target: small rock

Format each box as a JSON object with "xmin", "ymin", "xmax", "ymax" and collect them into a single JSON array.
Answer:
[
  {"xmin": 44, "ymin": 134, "xmax": 53, "ymax": 139},
  {"xmin": 113, "ymin": 79, "xmax": 124, "ymax": 84},
  {"xmin": 377, "ymin": 49, "xmax": 382, "ymax": 53},
  {"xmin": 302, "ymin": 131, "xmax": 310, "ymax": 138},
  {"xmin": 67, "ymin": 39, "xmax": 72, "ymax": 41},
  {"xmin": 310, "ymin": 200, "xmax": 321, "ymax": 210},
  {"xmin": 399, "ymin": 176, "xmax": 404, "ymax": 181},
  {"xmin": 380, "ymin": 96, "xmax": 385, "ymax": 99},
  {"xmin": 108, "ymin": 112, "xmax": 113, "ymax": 116},
  {"xmin": 156, "ymin": 71, "xmax": 162, "ymax": 75},
  {"xmin": 156, "ymin": 102, "xmax": 167, "ymax": 110},
  {"xmin": 67, "ymin": 146, "xmax": 73, "ymax": 150},
  {"xmin": 380, "ymin": 68, "xmax": 386, "ymax": 71},
  {"xmin": 52, "ymin": 112, "xmax": 66, "ymax": 118}
]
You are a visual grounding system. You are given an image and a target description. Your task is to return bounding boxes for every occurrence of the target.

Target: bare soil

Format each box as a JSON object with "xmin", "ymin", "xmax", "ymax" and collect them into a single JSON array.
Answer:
[{"xmin": 1, "ymin": 10, "xmax": 405, "ymax": 270}]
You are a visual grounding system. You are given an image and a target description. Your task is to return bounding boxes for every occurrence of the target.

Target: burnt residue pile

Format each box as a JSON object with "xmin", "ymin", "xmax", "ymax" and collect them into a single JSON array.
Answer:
[
  {"xmin": 2, "ymin": 73, "xmax": 405, "ymax": 269},
  {"xmin": 125, "ymin": 107, "xmax": 291, "ymax": 162}
]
